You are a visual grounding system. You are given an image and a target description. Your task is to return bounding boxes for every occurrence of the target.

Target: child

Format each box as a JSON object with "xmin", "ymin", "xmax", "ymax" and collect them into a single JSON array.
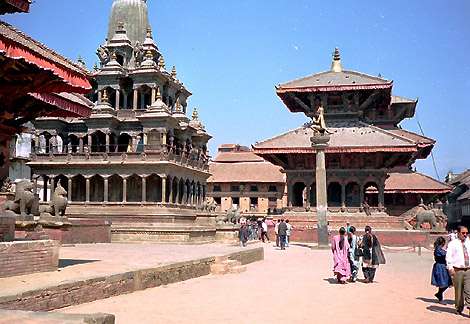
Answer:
[{"xmin": 431, "ymin": 236, "xmax": 452, "ymax": 302}]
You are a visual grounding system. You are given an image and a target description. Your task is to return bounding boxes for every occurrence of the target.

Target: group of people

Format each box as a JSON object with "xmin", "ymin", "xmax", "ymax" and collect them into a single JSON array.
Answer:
[
  {"xmin": 238, "ymin": 218, "xmax": 293, "ymax": 248},
  {"xmin": 331, "ymin": 225, "xmax": 386, "ymax": 284},
  {"xmin": 431, "ymin": 225, "xmax": 470, "ymax": 316}
]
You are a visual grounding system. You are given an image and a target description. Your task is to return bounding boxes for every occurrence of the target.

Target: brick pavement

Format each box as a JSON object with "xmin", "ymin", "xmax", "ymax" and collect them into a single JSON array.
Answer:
[{"xmin": 60, "ymin": 243, "xmax": 468, "ymax": 323}]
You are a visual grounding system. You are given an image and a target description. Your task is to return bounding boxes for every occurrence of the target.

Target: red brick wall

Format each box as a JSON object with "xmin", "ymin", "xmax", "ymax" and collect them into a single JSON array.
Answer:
[
  {"xmin": 0, "ymin": 240, "xmax": 59, "ymax": 278},
  {"xmin": 0, "ymin": 217, "xmax": 15, "ymax": 242}
]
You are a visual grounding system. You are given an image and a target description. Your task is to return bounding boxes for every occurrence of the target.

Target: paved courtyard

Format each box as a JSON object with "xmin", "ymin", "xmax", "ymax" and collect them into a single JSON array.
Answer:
[{"xmin": 59, "ymin": 243, "xmax": 468, "ymax": 324}]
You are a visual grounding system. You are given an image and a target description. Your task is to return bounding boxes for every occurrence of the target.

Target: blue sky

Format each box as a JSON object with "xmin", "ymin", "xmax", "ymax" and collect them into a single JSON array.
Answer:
[{"xmin": 4, "ymin": 0, "xmax": 470, "ymax": 179}]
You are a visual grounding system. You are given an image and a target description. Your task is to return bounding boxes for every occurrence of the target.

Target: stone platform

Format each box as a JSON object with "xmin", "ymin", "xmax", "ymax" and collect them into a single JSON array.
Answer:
[
  {"xmin": 67, "ymin": 204, "xmax": 218, "ymax": 243},
  {"xmin": 0, "ymin": 310, "xmax": 115, "ymax": 324},
  {"xmin": 0, "ymin": 243, "xmax": 264, "ymax": 311}
]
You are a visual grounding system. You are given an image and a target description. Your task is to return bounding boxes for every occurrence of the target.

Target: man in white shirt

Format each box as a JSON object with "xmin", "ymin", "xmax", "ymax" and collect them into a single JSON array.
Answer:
[{"xmin": 446, "ymin": 225, "xmax": 470, "ymax": 315}]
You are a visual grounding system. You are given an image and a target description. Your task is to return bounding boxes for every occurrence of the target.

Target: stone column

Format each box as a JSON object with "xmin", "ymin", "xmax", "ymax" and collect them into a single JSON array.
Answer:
[
  {"xmin": 305, "ymin": 185, "xmax": 311, "ymax": 208},
  {"xmin": 42, "ymin": 175, "xmax": 47, "ymax": 201},
  {"xmin": 49, "ymin": 178, "xmax": 55, "ymax": 202},
  {"xmin": 151, "ymin": 87, "xmax": 156, "ymax": 105},
  {"xmin": 312, "ymin": 134, "xmax": 330, "ymax": 247},
  {"xmin": 115, "ymin": 89, "xmax": 120, "ymax": 110},
  {"xmin": 175, "ymin": 182, "xmax": 180, "ymax": 204},
  {"xmin": 105, "ymin": 133, "xmax": 110, "ymax": 153},
  {"xmin": 341, "ymin": 183, "xmax": 346, "ymax": 209},
  {"xmin": 123, "ymin": 93, "xmax": 128, "ymax": 110},
  {"xmin": 122, "ymin": 177, "xmax": 127, "ymax": 203},
  {"xmin": 85, "ymin": 177, "xmax": 90, "ymax": 203},
  {"xmin": 87, "ymin": 134, "xmax": 92, "ymax": 152},
  {"xmin": 98, "ymin": 90, "xmax": 102, "ymax": 103},
  {"xmin": 104, "ymin": 176, "xmax": 109, "ymax": 203},
  {"xmin": 287, "ymin": 182, "xmax": 293, "ymax": 208},
  {"xmin": 182, "ymin": 184, "xmax": 187, "ymax": 205},
  {"xmin": 79, "ymin": 137, "xmax": 84, "ymax": 153},
  {"xmin": 168, "ymin": 176, "xmax": 173, "ymax": 203},
  {"xmin": 142, "ymin": 176, "xmax": 147, "ymax": 203},
  {"xmin": 67, "ymin": 178, "xmax": 72, "ymax": 202},
  {"xmin": 133, "ymin": 89, "xmax": 138, "ymax": 110},
  {"xmin": 359, "ymin": 183, "xmax": 365, "ymax": 207},
  {"xmin": 378, "ymin": 181, "xmax": 385, "ymax": 210},
  {"xmin": 161, "ymin": 175, "xmax": 167, "ymax": 203}
]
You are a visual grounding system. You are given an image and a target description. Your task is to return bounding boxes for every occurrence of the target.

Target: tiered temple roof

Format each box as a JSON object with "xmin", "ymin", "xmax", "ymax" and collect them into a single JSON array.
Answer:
[{"xmin": 0, "ymin": 0, "xmax": 31, "ymax": 14}]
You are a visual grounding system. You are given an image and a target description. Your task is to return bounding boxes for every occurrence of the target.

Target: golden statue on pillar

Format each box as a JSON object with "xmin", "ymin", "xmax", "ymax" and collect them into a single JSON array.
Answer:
[{"xmin": 309, "ymin": 106, "xmax": 330, "ymax": 135}]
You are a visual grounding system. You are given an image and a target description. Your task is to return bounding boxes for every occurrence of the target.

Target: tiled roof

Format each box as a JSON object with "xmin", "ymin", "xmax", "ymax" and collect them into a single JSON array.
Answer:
[
  {"xmin": 384, "ymin": 172, "xmax": 452, "ymax": 193},
  {"xmin": 391, "ymin": 95, "xmax": 417, "ymax": 105},
  {"xmin": 384, "ymin": 128, "xmax": 435, "ymax": 145},
  {"xmin": 253, "ymin": 121, "xmax": 426, "ymax": 153},
  {"xmin": 451, "ymin": 170, "xmax": 470, "ymax": 186},
  {"xmin": 277, "ymin": 70, "xmax": 392, "ymax": 91},
  {"xmin": 213, "ymin": 151, "xmax": 264, "ymax": 163},
  {"xmin": 208, "ymin": 161, "xmax": 285, "ymax": 183},
  {"xmin": 0, "ymin": 0, "xmax": 31, "ymax": 14}
]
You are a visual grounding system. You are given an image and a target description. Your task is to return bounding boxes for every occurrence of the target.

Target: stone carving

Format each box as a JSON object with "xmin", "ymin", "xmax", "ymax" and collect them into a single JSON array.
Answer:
[
  {"xmin": 415, "ymin": 208, "xmax": 438, "ymax": 230},
  {"xmin": 3, "ymin": 180, "xmax": 38, "ymax": 217},
  {"xmin": 134, "ymin": 41, "xmax": 144, "ymax": 66},
  {"xmin": 226, "ymin": 206, "xmax": 242, "ymax": 224},
  {"xmin": 97, "ymin": 45, "xmax": 110, "ymax": 65},
  {"xmin": 39, "ymin": 183, "xmax": 68, "ymax": 217},
  {"xmin": 404, "ymin": 204, "xmax": 448, "ymax": 231},
  {"xmin": 201, "ymin": 197, "xmax": 217, "ymax": 212},
  {"xmin": 0, "ymin": 177, "xmax": 13, "ymax": 193}
]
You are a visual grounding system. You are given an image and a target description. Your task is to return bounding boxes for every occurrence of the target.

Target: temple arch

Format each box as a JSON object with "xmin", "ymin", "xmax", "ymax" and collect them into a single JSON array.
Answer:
[
  {"xmin": 91, "ymin": 130, "xmax": 106, "ymax": 152},
  {"xmin": 109, "ymin": 174, "xmax": 123, "ymax": 202},
  {"xmin": 292, "ymin": 182, "xmax": 306, "ymax": 207},
  {"xmin": 178, "ymin": 178, "xmax": 185, "ymax": 204},
  {"xmin": 364, "ymin": 181, "xmax": 379, "ymax": 207},
  {"xmin": 90, "ymin": 175, "xmax": 104, "ymax": 202},
  {"xmin": 345, "ymin": 182, "xmax": 361, "ymax": 207},
  {"xmin": 68, "ymin": 134, "xmax": 79, "ymax": 153},
  {"xmin": 127, "ymin": 174, "xmax": 142, "ymax": 202},
  {"xmin": 327, "ymin": 182, "xmax": 342, "ymax": 207},
  {"xmin": 146, "ymin": 174, "xmax": 162, "ymax": 202},
  {"xmin": 117, "ymin": 133, "xmax": 132, "ymax": 152},
  {"xmin": 71, "ymin": 175, "xmax": 86, "ymax": 202}
]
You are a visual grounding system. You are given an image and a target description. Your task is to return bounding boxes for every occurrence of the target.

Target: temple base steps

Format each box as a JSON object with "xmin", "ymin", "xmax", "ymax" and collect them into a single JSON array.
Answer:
[{"xmin": 210, "ymin": 256, "xmax": 246, "ymax": 275}]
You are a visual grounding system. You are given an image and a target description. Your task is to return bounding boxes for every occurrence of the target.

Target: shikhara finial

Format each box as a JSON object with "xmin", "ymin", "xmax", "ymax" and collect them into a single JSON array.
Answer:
[
  {"xmin": 158, "ymin": 55, "xmax": 165, "ymax": 69},
  {"xmin": 102, "ymin": 89, "xmax": 109, "ymax": 102},
  {"xmin": 146, "ymin": 27, "xmax": 152, "ymax": 39},
  {"xmin": 171, "ymin": 66, "xmax": 177, "ymax": 79},
  {"xmin": 156, "ymin": 86, "xmax": 162, "ymax": 99},
  {"xmin": 331, "ymin": 47, "xmax": 342, "ymax": 72},
  {"xmin": 192, "ymin": 107, "xmax": 199, "ymax": 120}
]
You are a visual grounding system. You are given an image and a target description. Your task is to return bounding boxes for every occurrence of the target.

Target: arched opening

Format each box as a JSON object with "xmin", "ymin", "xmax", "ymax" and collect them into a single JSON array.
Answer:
[
  {"xmin": 292, "ymin": 182, "xmax": 306, "ymax": 207},
  {"xmin": 108, "ymin": 133, "xmax": 117, "ymax": 152},
  {"xmin": 171, "ymin": 177, "xmax": 179, "ymax": 203},
  {"xmin": 137, "ymin": 85, "xmax": 151, "ymax": 110},
  {"xmin": 185, "ymin": 179, "xmax": 191, "ymax": 204},
  {"xmin": 327, "ymin": 182, "xmax": 342, "ymax": 207},
  {"xmin": 364, "ymin": 182, "xmax": 379, "ymax": 207},
  {"xmin": 68, "ymin": 134, "xmax": 79, "ymax": 153},
  {"xmin": 38, "ymin": 131, "xmax": 51, "ymax": 154},
  {"xmin": 90, "ymin": 175, "xmax": 104, "ymax": 202},
  {"xmin": 345, "ymin": 182, "xmax": 361, "ymax": 207},
  {"xmin": 109, "ymin": 174, "xmax": 123, "ymax": 202},
  {"xmin": 120, "ymin": 77, "xmax": 133, "ymax": 110},
  {"xmin": 72, "ymin": 175, "xmax": 86, "ymax": 202},
  {"xmin": 196, "ymin": 182, "xmax": 201, "ymax": 205},
  {"xmin": 91, "ymin": 130, "xmax": 106, "ymax": 152},
  {"xmin": 117, "ymin": 133, "xmax": 132, "ymax": 153},
  {"xmin": 178, "ymin": 178, "xmax": 185, "ymax": 204},
  {"xmin": 147, "ymin": 130, "xmax": 161, "ymax": 151},
  {"xmin": 309, "ymin": 183, "xmax": 316, "ymax": 207},
  {"xmin": 116, "ymin": 53, "xmax": 124, "ymax": 66},
  {"xmin": 103, "ymin": 86, "xmax": 116, "ymax": 108},
  {"xmin": 146, "ymin": 174, "xmax": 162, "ymax": 202},
  {"xmin": 127, "ymin": 174, "xmax": 142, "ymax": 202},
  {"xmin": 56, "ymin": 135, "xmax": 64, "ymax": 153}
]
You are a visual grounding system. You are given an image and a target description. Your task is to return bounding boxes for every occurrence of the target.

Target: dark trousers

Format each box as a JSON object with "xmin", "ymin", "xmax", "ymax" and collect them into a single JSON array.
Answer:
[
  {"xmin": 279, "ymin": 235, "xmax": 286, "ymax": 249},
  {"xmin": 276, "ymin": 234, "xmax": 279, "ymax": 246},
  {"xmin": 362, "ymin": 267, "xmax": 377, "ymax": 282},
  {"xmin": 261, "ymin": 232, "xmax": 270, "ymax": 242},
  {"xmin": 453, "ymin": 268, "xmax": 470, "ymax": 312}
]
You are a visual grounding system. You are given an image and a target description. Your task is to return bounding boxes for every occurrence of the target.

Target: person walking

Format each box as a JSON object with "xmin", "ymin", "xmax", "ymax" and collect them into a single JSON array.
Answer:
[
  {"xmin": 331, "ymin": 227, "xmax": 351, "ymax": 283},
  {"xmin": 239, "ymin": 223, "xmax": 249, "ymax": 247},
  {"xmin": 260, "ymin": 218, "xmax": 270, "ymax": 243},
  {"xmin": 285, "ymin": 219, "xmax": 292, "ymax": 247},
  {"xmin": 278, "ymin": 219, "xmax": 287, "ymax": 250},
  {"xmin": 348, "ymin": 226, "xmax": 360, "ymax": 282},
  {"xmin": 431, "ymin": 236, "xmax": 452, "ymax": 303},
  {"xmin": 275, "ymin": 219, "xmax": 280, "ymax": 247},
  {"xmin": 361, "ymin": 225, "xmax": 385, "ymax": 283},
  {"xmin": 446, "ymin": 225, "xmax": 470, "ymax": 316}
]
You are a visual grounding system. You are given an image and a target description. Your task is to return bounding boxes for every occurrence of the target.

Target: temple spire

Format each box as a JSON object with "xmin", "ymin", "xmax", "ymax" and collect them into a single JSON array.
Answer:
[
  {"xmin": 107, "ymin": 0, "xmax": 150, "ymax": 45},
  {"xmin": 331, "ymin": 47, "xmax": 343, "ymax": 73}
]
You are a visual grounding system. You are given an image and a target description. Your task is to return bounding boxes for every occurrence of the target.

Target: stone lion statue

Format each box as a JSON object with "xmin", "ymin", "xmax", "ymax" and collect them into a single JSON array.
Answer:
[
  {"xmin": 4, "ymin": 180, "xmax": 38, "ymax": 217},
  {"xmin": 201, "ymin": 197, "xmax": 217, "ymax": 212},
  {"xmin": 226, "ymin": 206, "xmax": 242, "ymax": 224},
  {"xmin": 39, "ymin": 183, "xmax": 68, "ymax": 217},
  {"xmin": 405, "ymin": 204, "xmax": 447, "ymax": 230}
]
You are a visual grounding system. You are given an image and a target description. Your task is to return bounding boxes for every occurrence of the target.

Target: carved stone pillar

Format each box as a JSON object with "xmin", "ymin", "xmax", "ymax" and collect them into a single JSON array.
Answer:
[
  {"xmin": 79, "ymin": 137, "xmax": 84, "ymax": 153},
  {"xmin": 115, "ymin": 89, "xmax": 120, "ymax": 110},
  {"xmin": 123, "ymin": 93, "xmax": 128, "ymax": 110},
  {"xmin": 312, "ymin": 135, "xmax": 330, "ymax": 248},
  {"xmin": 175, "ymin": 182, "xmax": 180, "ymax": 204},
  {"xmin": 161, "ymin": 175, "xmax": 167, "ymax": 203},
  {"xmin": 359, "ymin": 183, "xmax": 365, "ymax": 206},
  {"xmin": 104, "ymin": 176, "xmax": 109, "ymax": 203},
  {"xmin": 85, "ymin": 177, "xmax": 90, "ymax": 203},
  {"xmin": 151, "ymin": 87, "xmax": 156, "ymax": 105},
  {"xmin": 378, "ymin": 181, "xmax": 385, "ymax": 210},
  {"xmin": 68, "ymin": 178, "xmax": 72, "ymax": 202},
  {"xmin": 168, "ymin": 176, "xmax": 173, "ymax": 203},
  {"xmin": 142, "ymin": 176, "xmax": 147, "ymax": 203},
  {"xmin": 305, "ymin": 185, "xmax": 311, "ymax": 208},
  {"xmin": 87, "ymin": 134, "xmax": 92, "ymax": 152},
  {"xmin": 49, "ymin": 178, "xmax": 55, "ymax": 202},
  {"xmin": 182, "ymin": 184, "xmax": 187, "ymax": 205},
  {"xmin": 341, "ymin": 183, "xmax": 346, "ymax": 209},
  {"xmin": 122, "ymin": 177, "xmax": 127, "ymax": 203},
  {"xmin": 133, "ymin": 89, "xmax": 138, "ymax": 110},
  {"xmin": 105, "ymin": 132, "xmax": 110, "ymax": 153}
]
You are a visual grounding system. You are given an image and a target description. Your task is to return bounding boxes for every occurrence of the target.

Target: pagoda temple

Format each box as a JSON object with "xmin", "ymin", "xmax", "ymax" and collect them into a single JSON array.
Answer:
[
  {"xmin": 28, "ymin": 0, "xmax": 214, "ymax": 242},
  {"xmin": 253, "ymin": 49, "xmax": 451, "ymax": 226}
]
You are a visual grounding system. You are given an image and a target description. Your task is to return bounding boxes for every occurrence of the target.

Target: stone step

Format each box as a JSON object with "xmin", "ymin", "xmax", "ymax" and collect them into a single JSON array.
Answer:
[
  {"xmin": 229, "ymin": 265, "xmax": 247, "ymax": 274},
  {"xmin": 210, "ymin": 263, "xmax": 230, "ymax": 275},
  {"xmin": 214, "ymin": 255, "xmax": 228, "ymax": 263},
  {"xmin": 223, "ymin": 259, "xmax": 241, "ymax": 267}
]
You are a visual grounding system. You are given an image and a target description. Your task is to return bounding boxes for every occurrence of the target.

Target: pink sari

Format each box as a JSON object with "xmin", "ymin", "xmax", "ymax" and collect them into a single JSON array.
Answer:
[{"xmin": 331, "ymin": 234, "xmax": 351, "ymax": 282}]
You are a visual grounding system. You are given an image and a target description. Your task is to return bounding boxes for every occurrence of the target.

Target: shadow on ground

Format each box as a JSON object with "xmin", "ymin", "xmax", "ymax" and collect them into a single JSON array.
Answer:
[
  {"xmin": 59, "ymin": 259, "xmax": 100, "ymax": 268},
  {"xmin": 416, "ymin": 296, "xmax": 453, "ymax": 305},
  {"xmin": 426, "ymin": 305, "xmax": 469, "ymax": 317}
]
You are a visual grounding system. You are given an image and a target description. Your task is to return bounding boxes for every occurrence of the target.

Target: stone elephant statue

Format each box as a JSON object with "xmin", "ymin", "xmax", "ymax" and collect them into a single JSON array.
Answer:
[
  {"xmin": 415, "ymin": 209, "xmax": 438, "ymax": 230},
  {"xmin": 226, "ymin": 206, "xmax": 241, "ymax": 224},
  {"xmin": 201, "ymin": 197, "xmax": 217, "ymax": 212},
  {"xmin": 4, "ymin": 180, "xmax": 38, "ymax": 217}
]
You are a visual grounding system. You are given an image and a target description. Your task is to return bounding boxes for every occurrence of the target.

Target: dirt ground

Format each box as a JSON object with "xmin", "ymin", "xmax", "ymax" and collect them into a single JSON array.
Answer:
[{"xmin": 59, "ymin": 243, "xmax": 469, "ymax": 324}]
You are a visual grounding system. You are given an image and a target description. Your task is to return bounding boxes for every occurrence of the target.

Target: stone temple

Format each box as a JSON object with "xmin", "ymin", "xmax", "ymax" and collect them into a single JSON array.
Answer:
[{"xmin": 29, "ymin": 0, "xmax": 215, "ymax": 242}]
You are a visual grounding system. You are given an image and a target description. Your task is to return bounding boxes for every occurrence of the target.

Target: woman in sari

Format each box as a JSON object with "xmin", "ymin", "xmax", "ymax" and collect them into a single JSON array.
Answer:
[
  {"xmin": 362, "ymin": 225, "xmax": 386, "ymax": 283},
  {"xmin": 331, "ymin": 227, "xmax": 351, "ymax": 283}
]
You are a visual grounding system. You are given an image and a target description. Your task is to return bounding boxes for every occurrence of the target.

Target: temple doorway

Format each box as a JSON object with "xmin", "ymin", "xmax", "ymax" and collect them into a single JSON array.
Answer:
[{"xmin": 292, "ymin": 182, "xmax": 306, "ymax": 207}]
